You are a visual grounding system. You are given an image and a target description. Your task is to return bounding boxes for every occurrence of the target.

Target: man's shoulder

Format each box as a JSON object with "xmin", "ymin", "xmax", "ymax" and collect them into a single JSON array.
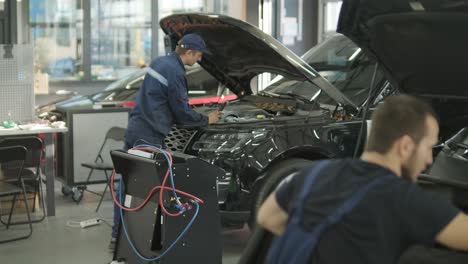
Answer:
[
  {"xmin": 150, "ymin": 54, "xmax": 184, "ymax": 77},
  {"xmin": 151, "ymin": 55, "xmax": 174, "ymax": 69}
]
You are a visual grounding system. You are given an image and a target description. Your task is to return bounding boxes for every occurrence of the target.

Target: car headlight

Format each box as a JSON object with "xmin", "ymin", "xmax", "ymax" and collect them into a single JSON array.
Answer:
[{"xmin": 192, "ymin": 129, "xmax": 269, "ymax": 153}]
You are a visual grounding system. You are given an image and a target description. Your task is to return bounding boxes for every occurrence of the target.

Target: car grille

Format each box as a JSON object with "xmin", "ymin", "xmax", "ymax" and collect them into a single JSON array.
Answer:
[{"xmin": 165, "ymin": 127, "xmax": 197, "ymax": 152}]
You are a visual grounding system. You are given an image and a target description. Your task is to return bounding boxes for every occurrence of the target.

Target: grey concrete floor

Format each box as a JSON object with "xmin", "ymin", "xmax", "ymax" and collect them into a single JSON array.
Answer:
[{"xmin": 0, "ymin": 181, "xmax": 250, "ymax": 264}]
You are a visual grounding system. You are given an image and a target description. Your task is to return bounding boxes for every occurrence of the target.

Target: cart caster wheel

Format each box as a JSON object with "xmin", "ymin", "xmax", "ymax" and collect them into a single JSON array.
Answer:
[
  {"xmin": 62, "ymin": 185, "xmax": 72, "ymax": 196},
  {"xmin": 72, "ymin": 189, "xmax": 84, "ymax": 203}
]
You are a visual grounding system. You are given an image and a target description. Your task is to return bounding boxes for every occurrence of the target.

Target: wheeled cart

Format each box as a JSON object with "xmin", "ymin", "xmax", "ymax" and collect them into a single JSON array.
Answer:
[
  {"xmin": 55, "ymin": 106, "xmax": 130, "ymax": 202},
  {"xmin": 110, "ymin": 149, "xmax": 223, "ymax": 264}
]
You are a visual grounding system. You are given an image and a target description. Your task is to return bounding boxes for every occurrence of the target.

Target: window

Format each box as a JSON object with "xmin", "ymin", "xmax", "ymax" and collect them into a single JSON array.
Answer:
[
  {"xmin": 320, "ymin": 0, "xmax": 342, "ymax": 41},
  {"xmin": 30, "ymin": 0, "xmax": 83, "ymax": 80},
  {"xmin": 263, "ymin": 73, "xmax": 322, "ymax": 101},
  {"xmin": 302, "ymin": 34, "xmax": 387, "ymax": 106},
  {"xmin": 29, "ymin": 0, "xmax": 242, "ymax": 83},
  {"xmin": 157, "ymin": 0, "xmax": 217, "ymax": 56},
  {"xmin": 263, "ymin": 35, "xmax": 388, "ymax": 107},
  {"xmin": 90, "ymin": 0, "xmax": 151, "ymax": 80}
]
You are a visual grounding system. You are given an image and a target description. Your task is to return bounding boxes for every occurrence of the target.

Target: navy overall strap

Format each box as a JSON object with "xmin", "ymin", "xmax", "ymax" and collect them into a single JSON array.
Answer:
[
  {"xmin": 288, "ymin": 175, "xmax": 389, "ymax": 264},
  {"xmin": 267, "ymin": 160, "xmax": 330, "ymax": 263},
  {"xmin": 267, "ymin": 160, "xmax": 391, "ymax": 264},
  {"xmin": 292, "ymin": 160, "xmax": 331, "ymax": 223}
]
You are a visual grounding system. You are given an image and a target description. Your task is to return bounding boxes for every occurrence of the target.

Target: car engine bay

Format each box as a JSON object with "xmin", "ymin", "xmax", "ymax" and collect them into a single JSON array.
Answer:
[{"xmin": 194, "ymin": 95, "xmax": 328, "ymax": 123}]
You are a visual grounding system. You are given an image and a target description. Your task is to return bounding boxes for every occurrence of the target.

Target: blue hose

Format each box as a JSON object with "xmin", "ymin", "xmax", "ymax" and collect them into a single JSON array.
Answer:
[
  {"xmin": 119, "ymin": 177, "xmax": 200, "ymax": 262},
  {"xmin": 133, "ymin": 144, "xmax": 179, "ymax": 204}
]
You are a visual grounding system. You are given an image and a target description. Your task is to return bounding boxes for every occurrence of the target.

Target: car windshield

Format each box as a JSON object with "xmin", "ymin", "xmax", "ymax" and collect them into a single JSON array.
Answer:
[
  {"xmin": 262, "ymin": 77, "xmax": 321, "ymax": 101},
  {"xmin": 264, "ymin": 34, "xmax": 386, "ymax": 106},
  {"xmin": 89, "ymin": 65, "xmax": 221, "ymax": 103},
  {"xmin": 104, "ymin": 69, "xmax": 145, "ymax": 91},
  {"xmin": 92, "ymin": 89, "xmax": 138, "ymax": 102}
]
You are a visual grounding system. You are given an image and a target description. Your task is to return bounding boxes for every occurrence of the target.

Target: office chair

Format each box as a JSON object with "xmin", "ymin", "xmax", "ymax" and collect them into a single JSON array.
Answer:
[
  {"xmin": 81, "ymin": 126, "xmax": 126, "ymax": 212},
  {"xmin": 0, "ymin": 145, "xmax": 33, "ymax": 243},
  {"xmin": 0, "ymin": 136, "xmax": 45, "ymax": 223}
]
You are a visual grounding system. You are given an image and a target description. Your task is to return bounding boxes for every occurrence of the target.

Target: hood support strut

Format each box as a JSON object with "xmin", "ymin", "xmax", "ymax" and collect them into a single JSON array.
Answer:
[{"xmin": 353, "ymin": 62, "xmax": 380, "ymax": 158}]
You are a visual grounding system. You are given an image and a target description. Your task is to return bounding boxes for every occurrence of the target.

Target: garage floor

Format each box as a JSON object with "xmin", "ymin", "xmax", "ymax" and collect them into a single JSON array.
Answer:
[{"xmin": 0, "ymin": 181, "xmax": 250, "ymax": 264}]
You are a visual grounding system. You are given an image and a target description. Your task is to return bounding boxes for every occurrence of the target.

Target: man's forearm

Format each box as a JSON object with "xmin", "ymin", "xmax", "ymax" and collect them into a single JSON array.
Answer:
[{"xmin": 257, "ymin": 193, "xmax": 289, "ymax": 236}]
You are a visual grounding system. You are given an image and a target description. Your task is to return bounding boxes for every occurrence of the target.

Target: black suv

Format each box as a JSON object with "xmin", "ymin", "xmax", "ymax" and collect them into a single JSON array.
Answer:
[
  {"xmin": 159, "ymin": 14, "xmax": 395, "ymax": 227},
  {"xmin": 238, "ymin": 0, "xmax": 468, "ymax": 262}
]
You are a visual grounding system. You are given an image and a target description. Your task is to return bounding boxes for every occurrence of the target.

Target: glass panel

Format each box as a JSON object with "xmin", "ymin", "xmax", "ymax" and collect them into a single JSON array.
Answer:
[
  {"xmin": 30, "ymin": 0, "xmax": 83, "ymax": 80},
  {"xmin": 186, "ymin": 66, "xmax": 219, "ymax": 98},
  {"xmin": 301, "ymin": 34, "xmax": 387, "ymax": 106},
  {"xmin": 322, "ymin": 1, "xmax": 342, "ymax": 40},
  {"xmin": 90, "ymin": 0, "xmax": 151, "ymax": 80},
  {"xmin": 263, "ymin": 73, "xmax": 322, "ymax": 101}
]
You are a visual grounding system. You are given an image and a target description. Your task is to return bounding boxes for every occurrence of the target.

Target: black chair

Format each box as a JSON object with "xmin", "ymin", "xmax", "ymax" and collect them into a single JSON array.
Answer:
[
  {"xmin": 0, "ymin": 136, "xmax": 45, "ymax": 223},
  {"xmin": 0, "ymin": 146, "xmax": 33, "ymax": 243},
  {"xmin": 81, "ymin": 126, "xmax": 126, "ymax": 212}
]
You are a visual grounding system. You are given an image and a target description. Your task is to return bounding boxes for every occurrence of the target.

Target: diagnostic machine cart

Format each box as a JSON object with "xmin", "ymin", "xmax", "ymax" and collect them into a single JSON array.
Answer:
[{"xmin": 110, "ymin": 149, "xmax": 223, "ymax": 263}]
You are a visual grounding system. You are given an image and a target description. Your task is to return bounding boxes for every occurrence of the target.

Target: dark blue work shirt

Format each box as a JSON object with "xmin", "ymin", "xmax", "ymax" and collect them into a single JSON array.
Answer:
[
  {"xmin": 126, "ymin": 52, "xmax": 208, "ymax": 147},
  {"xmin": 275, "ymin": 159, "xmax": 460, "ymax": 264}
]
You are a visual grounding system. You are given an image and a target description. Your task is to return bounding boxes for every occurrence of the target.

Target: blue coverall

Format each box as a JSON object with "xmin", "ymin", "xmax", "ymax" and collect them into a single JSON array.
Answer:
[
  {"xmin": 124, "ymin": 51, "xmax": 208, "ymax": 149},
  {"xmin": 112, "ymin": 51, "xmax": 209, "ymax": 238}
]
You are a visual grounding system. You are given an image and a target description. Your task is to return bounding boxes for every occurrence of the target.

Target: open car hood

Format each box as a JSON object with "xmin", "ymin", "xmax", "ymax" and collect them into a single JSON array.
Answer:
[
  {"xmin": 337, "ymin": 0, "xmax": 468, "ymax": 99},
  {"xmin": 160, "ymin": 13, "xmax": 356, "ymax": 108}
]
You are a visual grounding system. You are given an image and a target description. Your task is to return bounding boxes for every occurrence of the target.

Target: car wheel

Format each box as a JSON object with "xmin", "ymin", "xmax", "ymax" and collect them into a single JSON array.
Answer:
[{"xmin": 248, "ymin": 158, "xmax": 315, "ymax": 230}]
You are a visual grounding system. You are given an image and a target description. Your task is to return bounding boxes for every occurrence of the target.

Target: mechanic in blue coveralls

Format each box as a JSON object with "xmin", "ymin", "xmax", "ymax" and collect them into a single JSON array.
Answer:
[
  {"xmin": 110, "ymin": 33, "xmax": 222, "ymax": 249},
  {"xmin": 125, "ymin": 33, "xmax": 222, "ymax": 149}
]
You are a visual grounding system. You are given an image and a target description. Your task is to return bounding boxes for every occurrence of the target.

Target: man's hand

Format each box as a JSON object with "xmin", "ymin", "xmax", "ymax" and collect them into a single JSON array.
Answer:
[
  {"xmin": 436, "ymin": 212, "xmax": 468, "ymax": 251},
  {"xmin": 208, "ymin": 110, "xmax": 223, "ymax": 124}
]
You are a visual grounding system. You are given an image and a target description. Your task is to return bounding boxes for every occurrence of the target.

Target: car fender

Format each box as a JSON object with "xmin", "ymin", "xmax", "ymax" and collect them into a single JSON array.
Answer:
[{"xmin": 249, "ymin": 145, "xmax": 335, "ymax": 193}]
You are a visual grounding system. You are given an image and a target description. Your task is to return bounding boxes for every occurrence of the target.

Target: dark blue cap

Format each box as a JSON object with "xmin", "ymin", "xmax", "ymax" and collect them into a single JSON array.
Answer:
[{"xmin": 179, "ymin": 33, "xmax": 211, "ymax": 55}]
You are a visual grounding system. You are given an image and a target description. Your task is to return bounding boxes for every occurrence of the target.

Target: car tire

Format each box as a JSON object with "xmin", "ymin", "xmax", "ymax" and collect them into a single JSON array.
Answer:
[{"xmin": 248, "ymin": 158, "xmax": 315, "ymax": 230}]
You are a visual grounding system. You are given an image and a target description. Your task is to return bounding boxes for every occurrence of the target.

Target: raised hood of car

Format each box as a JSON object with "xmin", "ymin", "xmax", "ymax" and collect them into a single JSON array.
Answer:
[
  {"xmin": 337, "ymin": 0, "xmax": 468, "ymax": 99},
  {"xmin": 160, "ymin": 13, "xmax": 356, "ymax": 108}
]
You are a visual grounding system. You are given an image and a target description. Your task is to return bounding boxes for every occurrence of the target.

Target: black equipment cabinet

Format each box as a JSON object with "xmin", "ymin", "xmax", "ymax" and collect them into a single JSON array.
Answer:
[{"xmin": 111, "ymin": 150, "xmax": 223, "ymax": 264}]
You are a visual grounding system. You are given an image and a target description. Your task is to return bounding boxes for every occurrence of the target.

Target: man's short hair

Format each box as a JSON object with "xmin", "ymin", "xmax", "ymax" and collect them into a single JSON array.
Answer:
[
  {"xmin": 175, "ymin": 41, "xmax": 189, "ymax": 55},
  {"xmin": 365, "ymin": 95, "xmax": 438, "ymax": 153}
]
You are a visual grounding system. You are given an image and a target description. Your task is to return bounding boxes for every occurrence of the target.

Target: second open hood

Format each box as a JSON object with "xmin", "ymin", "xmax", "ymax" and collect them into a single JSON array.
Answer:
[
  {"xmin": 160, "ymin": 13, "xmax": 356, "ymax": 108},
  {"xmin": 337, "ymin": 0, "xmax": 468, "ymax": 99}
]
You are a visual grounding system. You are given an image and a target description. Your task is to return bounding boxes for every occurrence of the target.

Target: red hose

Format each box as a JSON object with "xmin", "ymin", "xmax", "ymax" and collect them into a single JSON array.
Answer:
[
  {"xmin": 110, "ymin": 169, "xmax": 203, "ymax": 211},
  {"xmin": 110, "ymin": 147, "xmax": 203, "ymax": 215}
]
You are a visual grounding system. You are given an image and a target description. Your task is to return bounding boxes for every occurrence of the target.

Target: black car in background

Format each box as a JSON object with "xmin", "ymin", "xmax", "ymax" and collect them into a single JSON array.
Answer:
[
  {"xmin": 158, "ymin": 14, "xmax": 394, "ymax": 227},
  {"xmin": 37, "ymin": 65, "xmax": 235, "ymax": 121}
]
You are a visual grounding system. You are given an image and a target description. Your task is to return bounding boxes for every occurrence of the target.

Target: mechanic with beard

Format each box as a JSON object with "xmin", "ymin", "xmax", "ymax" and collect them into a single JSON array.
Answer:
[
  {"xmin": 257, "ymin": 95, "xmax": 468, "ymax": 264},
  {"xmin": 109, "ymin": 33, "xmax": 222, "ymax": 250}
]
